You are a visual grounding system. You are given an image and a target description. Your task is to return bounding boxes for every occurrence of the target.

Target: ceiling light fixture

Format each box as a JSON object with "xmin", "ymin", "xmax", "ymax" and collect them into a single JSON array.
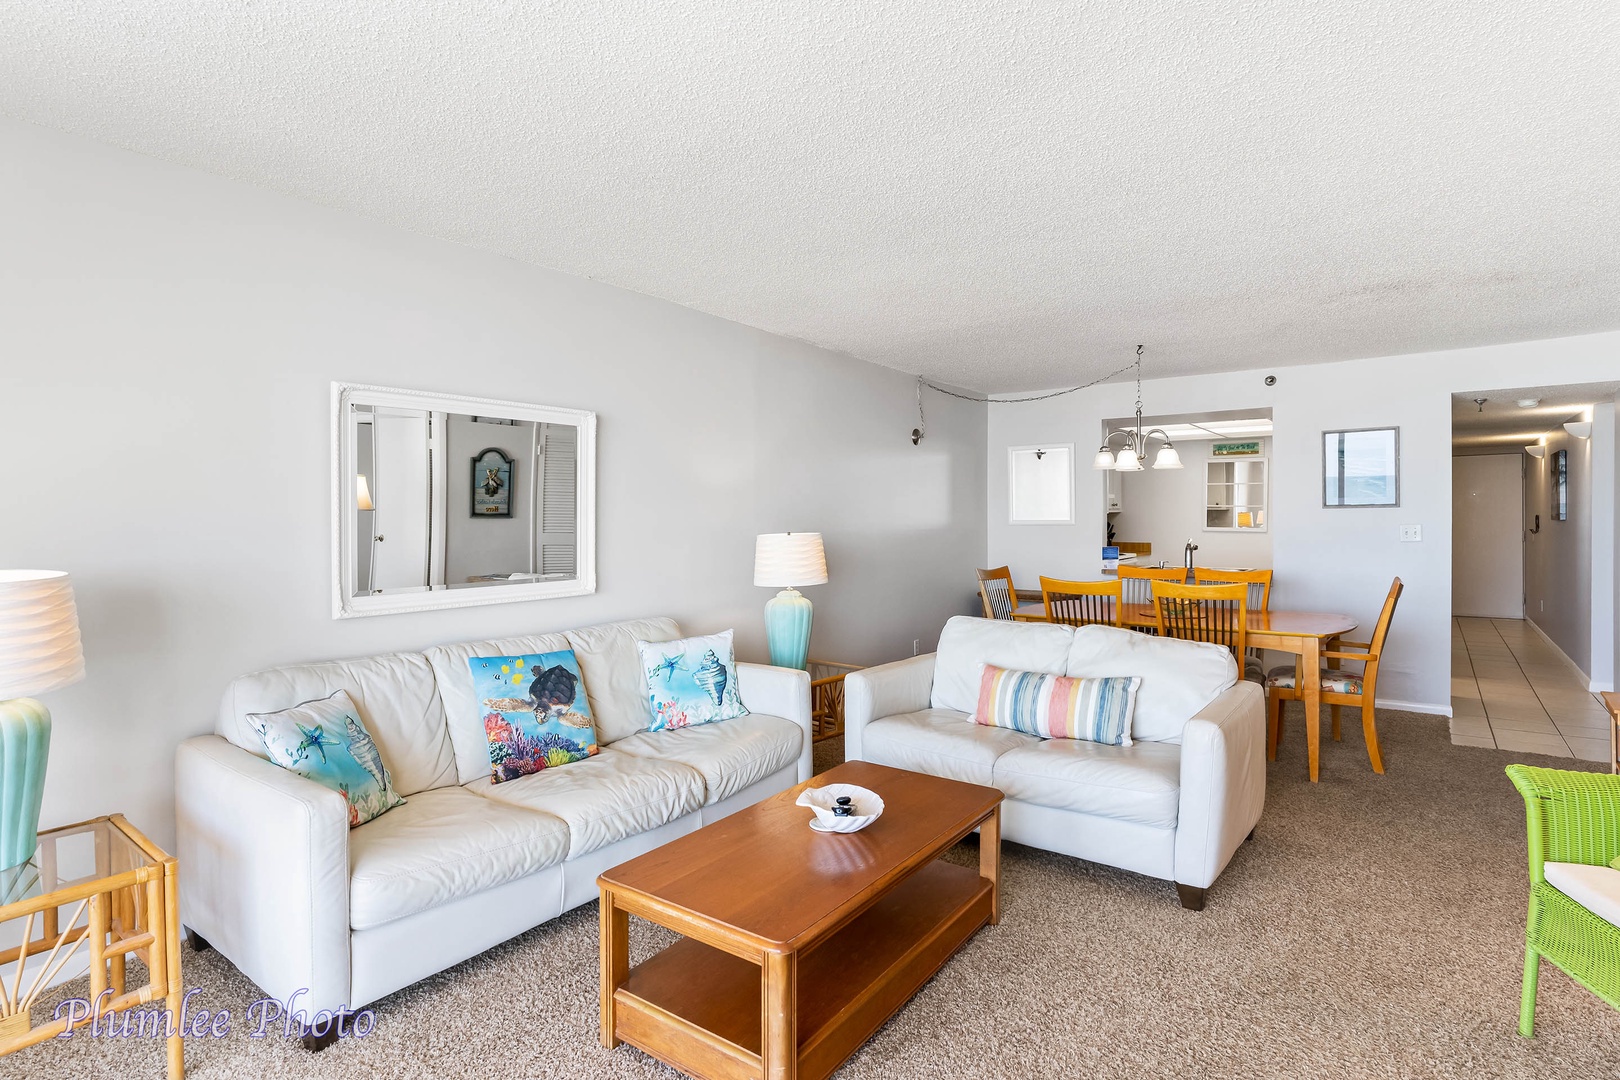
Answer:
[
  {"xmin": 1092, "ymin": 346, "xmax": 1184, "ymax": 472},
  {"xmin": 1516, "ymin": 398, "xmax": 1541, "ymax": 409},
  {"xmin": 1564, "ymin": 421, "xmax": 1593, "ymax": 439},
  {"xmin": 1473, "ymin": 397, "xmax": 1488, "ymax": 412},
  {"xmin": 1525, "ymin": 444, "xmax": 1546, "ymax": 459}
]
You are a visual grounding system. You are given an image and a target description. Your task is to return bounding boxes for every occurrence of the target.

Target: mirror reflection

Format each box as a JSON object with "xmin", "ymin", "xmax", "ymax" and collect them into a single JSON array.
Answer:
[{"xmin": 335, "ymin": 385, "xmax": 595, "ymax": 618}]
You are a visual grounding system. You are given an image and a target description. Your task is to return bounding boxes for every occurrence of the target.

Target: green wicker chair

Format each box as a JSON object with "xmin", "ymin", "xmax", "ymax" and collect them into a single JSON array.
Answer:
[{"xmin": 1506, "ymin": 764, "xmax": 1620, "ymax": 1036}]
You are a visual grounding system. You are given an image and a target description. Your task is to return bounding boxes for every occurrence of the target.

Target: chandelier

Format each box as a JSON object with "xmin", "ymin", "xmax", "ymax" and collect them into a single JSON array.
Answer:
[{"xmin": 1092, "ymin": 345, "xmax": 1183, "ymax": 472}]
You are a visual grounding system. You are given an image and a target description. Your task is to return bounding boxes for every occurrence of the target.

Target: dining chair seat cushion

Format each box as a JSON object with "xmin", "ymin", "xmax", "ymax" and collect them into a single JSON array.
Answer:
[
  {"xmin": 1265, "ymin": 665, "xmax": 1364, "ymax": 695},
  {"xmin": 862, "ymin": 707, "xmax": 1037, "ymax": 787},
  {"xmin": 972, "ymin": 665, "xmax": 1140, "ymax": 746},
  {"xmin": 1544, "ymin": 862, "xmax": 1620, "ymax": 930}
]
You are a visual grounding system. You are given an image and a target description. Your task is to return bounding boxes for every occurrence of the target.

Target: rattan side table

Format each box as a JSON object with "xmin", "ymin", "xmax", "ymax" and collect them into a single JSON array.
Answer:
[{"xmin": 0, "ymin": 815, "xmax": 183, "ymax": 1078}]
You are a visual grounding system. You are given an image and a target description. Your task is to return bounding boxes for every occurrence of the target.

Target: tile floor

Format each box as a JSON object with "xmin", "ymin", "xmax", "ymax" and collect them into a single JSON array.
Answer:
[{"xmin": 1451, "ymin": 617, "xmax": 1613, "ymax": 762}]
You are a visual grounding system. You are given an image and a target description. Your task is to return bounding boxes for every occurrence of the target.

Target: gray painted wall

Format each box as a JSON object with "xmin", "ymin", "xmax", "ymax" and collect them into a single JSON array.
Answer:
[
  {"xmin": 0, "ymin": 119, "xmax": 987, "ymax": 845},
  {"xmin": 1525, "ymin": 427, "xmax": 1593, "ymax": 676}
]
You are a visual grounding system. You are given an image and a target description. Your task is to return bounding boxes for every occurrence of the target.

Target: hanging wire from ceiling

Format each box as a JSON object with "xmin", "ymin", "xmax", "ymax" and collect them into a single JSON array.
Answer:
[{"xmin": 911, "ymin": 353, "xmax": 1142, "ymax": 444}]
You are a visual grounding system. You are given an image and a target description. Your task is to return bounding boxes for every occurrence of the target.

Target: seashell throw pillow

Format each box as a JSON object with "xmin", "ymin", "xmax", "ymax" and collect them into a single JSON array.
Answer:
[
  {"xmin": 467, "ymin": 650, "xmax": 600, "ymax": 783},
  {"xmin": 637, "ymin": 630, "xmax": 750, "ymax": 732},
  {"xmin": 246, "ymin": 689, "xmax": 406, "ymax": 827}
]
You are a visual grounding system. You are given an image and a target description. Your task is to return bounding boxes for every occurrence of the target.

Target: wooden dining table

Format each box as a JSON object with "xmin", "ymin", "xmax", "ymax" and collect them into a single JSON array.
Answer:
[{"xmin": 1013, "ymin": 601, "xmax": 1358, "ymax": 782}]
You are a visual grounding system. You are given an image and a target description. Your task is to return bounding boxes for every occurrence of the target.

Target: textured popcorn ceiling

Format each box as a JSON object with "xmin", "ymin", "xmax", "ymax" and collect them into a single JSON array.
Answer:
[{"xmin": 3, "ymin": 3, "xmax": 1618, "ymax": 392}]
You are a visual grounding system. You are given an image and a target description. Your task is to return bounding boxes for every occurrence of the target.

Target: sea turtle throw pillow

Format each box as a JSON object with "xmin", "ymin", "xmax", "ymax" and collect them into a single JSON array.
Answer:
[
  {"xmin": 246, "ymin": 689, "xmax": 406, "ymax": 827},
  {"xmin": 468, "ymin": 651, "xmax": 599, "ymax": 782},
  {"xmin": 637, "ymin": 630, "xmax": 749, "ymax": 731}
]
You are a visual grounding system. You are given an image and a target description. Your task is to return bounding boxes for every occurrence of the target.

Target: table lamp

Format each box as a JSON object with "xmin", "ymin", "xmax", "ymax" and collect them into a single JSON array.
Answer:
[
  {"xmin": 0, "ymin": 571, "xmax": 85, "ymax": 875},
  {"xmin": 753, "ymin": 533, "xmax": 828, "ymax": 670}
]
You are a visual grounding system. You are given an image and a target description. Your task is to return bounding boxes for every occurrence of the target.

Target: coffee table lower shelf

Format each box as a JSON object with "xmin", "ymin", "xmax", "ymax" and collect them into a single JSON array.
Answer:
[{"xmin": 611, "ymin": 860, "xmax": 991, "ymax": 1080}]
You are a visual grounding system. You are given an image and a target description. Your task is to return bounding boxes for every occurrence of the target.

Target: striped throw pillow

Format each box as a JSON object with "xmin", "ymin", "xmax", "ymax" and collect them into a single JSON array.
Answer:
[{"xmin": 972, "ymin": 665, "xmax": 1140, "ymax": 746}]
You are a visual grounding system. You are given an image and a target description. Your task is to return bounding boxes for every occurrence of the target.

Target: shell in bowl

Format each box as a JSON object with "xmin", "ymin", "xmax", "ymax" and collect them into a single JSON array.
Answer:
[{"xmin": 795, "ymin": 783, "xmax": 885, "ymax": 834}]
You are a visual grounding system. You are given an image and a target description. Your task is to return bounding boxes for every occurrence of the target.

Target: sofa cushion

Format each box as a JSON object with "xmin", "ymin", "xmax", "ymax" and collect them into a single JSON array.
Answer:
[
  {"xmin": 348, "ymin": 786, "xmax": 570, "ymax": 931},
  {"xmin": 638, "ymin": 630, "xmax": 749, "ymax": 731},
  {"xmin": 1545, "ymin": 862, "xmax": 1620, "ymax": 929},
  {"xmin": 246, "ymin": 690, "xmax": 406, "ymax": 827},
  {"xmin": 220, "ymin": 652, "xmax": 457, "ymax": 797},
  {"xmin": 424, "ymin": 632, "xmax": 575, "ymax": 785},
  {"xmin": 931, "ymin": 615, "xmax": 1076, "ymax": 714},
  {"xmin": 863, "ymin": 708, "xmax": 1036, "ymax": 787},
  {"xmin": 613, "ymin": 714, "xmax": 802, "ymax": 804},
  {"xmin": 564, "ymin": 617, "xmax": 685, "ymax": 744},
  {"xmin": 991, "ymin": 739, "xmax": 1183, "ymax": 828},
  {"xmin": 973, "ymin": 665, "xmax": 1139, "ymax": 746},
  {"xmin": 469, "ymin": 747, "xmax": 704, "ymax": 858},
  {"xmin": 468, "ymin": 650, "xmax": 599, "ymax": 782},
  {"xmin": 1064, "ymin": 625, "xmax": 1238, "ymax": 743}
]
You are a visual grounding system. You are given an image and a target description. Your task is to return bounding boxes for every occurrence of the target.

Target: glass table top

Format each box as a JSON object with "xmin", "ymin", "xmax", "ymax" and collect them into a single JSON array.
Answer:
[{"xmin": 1, "ymin": 817, "xmax": 159, "ymax": 909}]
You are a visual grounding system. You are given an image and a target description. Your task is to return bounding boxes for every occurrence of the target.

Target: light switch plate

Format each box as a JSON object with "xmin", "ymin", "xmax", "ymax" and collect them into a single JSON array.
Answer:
[{"xmin": 1399, "ymin": 524, "xmax": 1422, "ymax": 542}]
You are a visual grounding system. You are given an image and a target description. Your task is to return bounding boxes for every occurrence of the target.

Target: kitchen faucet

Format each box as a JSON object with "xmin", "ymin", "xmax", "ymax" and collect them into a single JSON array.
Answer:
[{"xmin": 1184, "ymin": 540, "xmax": 1198, "ymax": 573}]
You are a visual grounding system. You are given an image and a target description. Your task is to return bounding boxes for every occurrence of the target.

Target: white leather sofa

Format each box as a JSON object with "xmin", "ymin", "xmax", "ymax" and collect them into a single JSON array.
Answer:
[
  {"xmin": 175, "ymin": 617, "xmax": 811, "ymax": 1036},
  {"xmin": 845, "ymin": 616, "xmax": 1264, "ymax": 910}
]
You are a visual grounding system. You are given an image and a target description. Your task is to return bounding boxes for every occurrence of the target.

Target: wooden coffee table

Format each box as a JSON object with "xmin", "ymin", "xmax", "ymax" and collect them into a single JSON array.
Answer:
[{"xmin": 597, "ymin": 761, "xmax": 1002, "ymax": 1080}]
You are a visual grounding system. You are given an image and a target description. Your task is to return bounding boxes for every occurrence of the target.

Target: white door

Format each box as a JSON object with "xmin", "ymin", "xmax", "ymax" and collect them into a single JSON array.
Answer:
[
  {"xmin": 1453, "ymin": 454, "xmax": 1523, "ymax": 618},
  {"xmin": 371, "ymin": 408, "xmax": 432, "ymax": 590}
]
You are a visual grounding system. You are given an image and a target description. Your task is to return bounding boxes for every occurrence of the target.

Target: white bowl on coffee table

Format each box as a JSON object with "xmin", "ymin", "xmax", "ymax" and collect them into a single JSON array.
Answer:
[{"xmin": 796, "ymin": 783, "xmax": 884, "ymax": 833}]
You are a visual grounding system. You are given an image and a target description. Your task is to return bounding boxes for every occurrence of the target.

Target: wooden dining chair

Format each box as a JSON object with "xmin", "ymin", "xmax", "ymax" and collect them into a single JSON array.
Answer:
[
  {"xmin": 1039, "ymin": 577, "xmax": 1124, "ymax": 628},
  {"xmin": 1192, "ymin": 567, "xmax": 1273, "ymax": 612},
  {"xmin": 1266, "ymin": 578, "xmax": 1404, "ymax": 774},
  {"xmin": 976, "ymin": 566, "xmax": 1022, "ymax": 620},
  {"xmin": 1150, "ymin": 581, "xmax": 1249, "ymax": 663},
  {"xmin": 1117, "ymin": 565, "xmax": 1187, "ymax": 607}
]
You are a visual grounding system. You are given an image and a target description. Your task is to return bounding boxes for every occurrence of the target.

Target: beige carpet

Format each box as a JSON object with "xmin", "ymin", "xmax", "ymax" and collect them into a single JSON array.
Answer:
[{"xmin": 7, "ymin": 707, "xmax": 1620, "ymax": 1079}]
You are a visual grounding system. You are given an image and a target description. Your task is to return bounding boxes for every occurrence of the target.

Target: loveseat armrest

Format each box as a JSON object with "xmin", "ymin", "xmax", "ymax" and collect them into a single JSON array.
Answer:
[
  {"xmin": 176, "ymin": 735, "xmax": 353, "ymax": 1013},
  {"xmin": 845, "ymin": 654, "xmax": 937, "ymax": 762},
  {"xmin": 1173, "ymin": 681, "xmax": 1266, "ymax": 891},
  {"xmin": 737, "ymin": 662, "xmax": 814, "ymax": 781}
]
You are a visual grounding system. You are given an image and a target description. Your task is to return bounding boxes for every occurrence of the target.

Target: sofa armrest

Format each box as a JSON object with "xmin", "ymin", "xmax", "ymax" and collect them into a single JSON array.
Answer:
[
  {"xmin": 737, "ymin": 662, "xmax": 814, "ymax": 781},
  {"xmin": 1173, "ymin": 682, "xmax": 1266, "ymax": 890},
  {"xmin": 175, "ymin": 735, "xmax": 353, "ymax": 1013},
  {"xmin": 845, "ymin": 654, "xmax": 937, "ymax": 762}
]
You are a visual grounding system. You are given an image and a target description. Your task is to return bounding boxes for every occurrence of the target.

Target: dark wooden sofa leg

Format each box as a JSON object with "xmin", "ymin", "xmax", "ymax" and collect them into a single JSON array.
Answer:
[
  {"xmin": 1247, "ymin": 826, "xmax": 1256, "ymax": 842},
  {"xmin": 302, "ymin": 1021, "xmax": 342, "ymax": 1052},
  {"xmin": 184, "ymin": 928, "xmax": 212, "ymax": 953},
  {"xmin": 1176, "ymin": 884, "xmax": 1207, "ymax": 911}
]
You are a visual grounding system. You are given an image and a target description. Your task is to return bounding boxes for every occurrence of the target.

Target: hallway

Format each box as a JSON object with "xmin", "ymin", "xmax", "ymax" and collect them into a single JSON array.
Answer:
[{"xmin": 1450, "ymin": 616, "xmax": 1611, "ymax": 760}]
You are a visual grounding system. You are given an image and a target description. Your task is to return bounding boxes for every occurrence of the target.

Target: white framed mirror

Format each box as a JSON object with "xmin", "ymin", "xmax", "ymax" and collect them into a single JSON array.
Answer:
[
  {"xmin": 1008, "ymin": 444, "xmax": 1075, "ymax": 524},
  {"xmin": 332, "ymin": 382, "xmax": 596, "ymax": 618}
]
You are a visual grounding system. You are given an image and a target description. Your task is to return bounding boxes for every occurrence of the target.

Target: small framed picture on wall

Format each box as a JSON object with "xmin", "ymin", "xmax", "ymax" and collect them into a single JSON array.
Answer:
[
  {"xmin": 1323, "ymin": 427, "xmax": 1400, "ymax": 508},
  {"xmin": 471, "ymin": 447, "xmax": 514, "ymax": 517},
  {"xmin": 1552, "ymin": 449, "xmax": 1568, "ymax": 521}
]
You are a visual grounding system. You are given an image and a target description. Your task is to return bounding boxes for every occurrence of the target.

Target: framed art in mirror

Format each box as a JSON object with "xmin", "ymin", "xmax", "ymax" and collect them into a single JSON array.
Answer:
[{"xmin": 332, "ymin": 382, "xmax": 597, "ymax": 619}]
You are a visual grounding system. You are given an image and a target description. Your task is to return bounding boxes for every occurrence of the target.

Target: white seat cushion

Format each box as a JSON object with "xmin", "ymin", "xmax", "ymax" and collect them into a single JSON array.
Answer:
[
  {"xmin": 1545, "ymin": 862, "xmax": 1620, "ymax": 929},
  {"xmin": 862, "ymin": 708, "xmax": 1036, "ymax": 787},
  {"xmin": 930, "ymin": 616, "xmax": 1076, "ymax": 714},
  {"xmin": 1065, "ymin": 624, "xmax": 1238, "ymax": 743},
  {"xmin": 563, "ymin": 617, "xmax": 685, "ymax": 744},
  {"xmin": 991, "ymin": 738, "xmax": 1182, "ymax": 828},
  {"xmin": 612, "ymin": 714, "xmax": 802, "ymax": 805},
  {"xmin": 348, "ymin": 786, "xmax": 570, "ymax": 931},
  {"xmin": 469, "ymin": 748, "xmax": 704, "ymax": 859}
]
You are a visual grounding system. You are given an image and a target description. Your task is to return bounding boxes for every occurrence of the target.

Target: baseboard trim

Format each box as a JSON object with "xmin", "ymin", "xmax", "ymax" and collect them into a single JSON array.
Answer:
[
  {"xmin": 1525, "ymin": 618, "xmax": 1597, "ymax": 689},
  {"xmin": 1377, "ymin": 698, "xmax": 1452, "ymax": 717}
]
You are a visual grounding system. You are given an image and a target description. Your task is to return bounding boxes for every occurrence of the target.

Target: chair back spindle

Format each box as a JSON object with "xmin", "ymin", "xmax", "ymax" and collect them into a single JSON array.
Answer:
[
  {"xmin": 976, "ymin": 566, "xmax": 1018, "ymax": 620},
  {"xmin": 1192, "ymin": 567, "xmax": 1273, "ymax": 612},
  {"xmin": 1151, "ymin": 581, "xmax": 1249, "ymax": 660},
  {"xmin": 1039, "ymin": 577, "xmax": 1124, "ymax": 628},
  {"xmin": 1117, "ymin": 565, "xmax": 1187, "ymax": 607}
]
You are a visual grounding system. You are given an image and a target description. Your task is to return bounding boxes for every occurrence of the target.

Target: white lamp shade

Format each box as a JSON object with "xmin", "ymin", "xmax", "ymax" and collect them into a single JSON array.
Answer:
[
  {"xmin": 1152, "ymin": 445, "xmax": 1183, "ymax": 469},
  {"xmin": 0, "ymin": 571, "xmax": 85, "ymax": 700},
  {"xmin": 754, "ymin": 533, "xmax": 828, "ymax": 588},
  {"xmin": 1564, "ymin": 421, "xmax": 1593, "ymax": 439},
  {"xmin": 1092, "ymin": 448, "xmax": 1115, "ymax": 470},
  {"xmin": 355, "ymin": 474, "xmax": 375, "ymax": 511},
  {"xmin": 1525, "ymin": 445, "xmax": 1546, "ymax": 458},
  {"xmin": 1114, "ymin": 447, "xmax": 1142, "ymax": 471}
]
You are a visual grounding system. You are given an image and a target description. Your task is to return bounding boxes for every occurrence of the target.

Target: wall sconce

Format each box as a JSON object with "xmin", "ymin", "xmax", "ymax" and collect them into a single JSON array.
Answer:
[
  {"xmin": 1524, "ymin": 445, "xmax": 1546, "ymax": 459},
  {"xmin": 1563, "ymin": 421, "xmax": 1593, "ymax": 439}
]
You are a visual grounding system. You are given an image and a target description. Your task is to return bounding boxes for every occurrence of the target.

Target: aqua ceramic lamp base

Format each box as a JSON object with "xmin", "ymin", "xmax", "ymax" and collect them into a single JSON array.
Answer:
[
  {"xmin": 0, "ymin": 698, "xmax": 51, "ymax": 872},
  {"xmin": 764, "ymin": 588, "xmax": 814, "ymax": 670}
]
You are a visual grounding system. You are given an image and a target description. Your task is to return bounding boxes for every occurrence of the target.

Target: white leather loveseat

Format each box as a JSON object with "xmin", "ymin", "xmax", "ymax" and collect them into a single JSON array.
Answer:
[
  {"xmin": 845, "ymin": 616, "xmax": 1264, "ymax": 910},
  {"xmin": 176, "ymin": 617, "xmax": 811, "ymax": 1037}
]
